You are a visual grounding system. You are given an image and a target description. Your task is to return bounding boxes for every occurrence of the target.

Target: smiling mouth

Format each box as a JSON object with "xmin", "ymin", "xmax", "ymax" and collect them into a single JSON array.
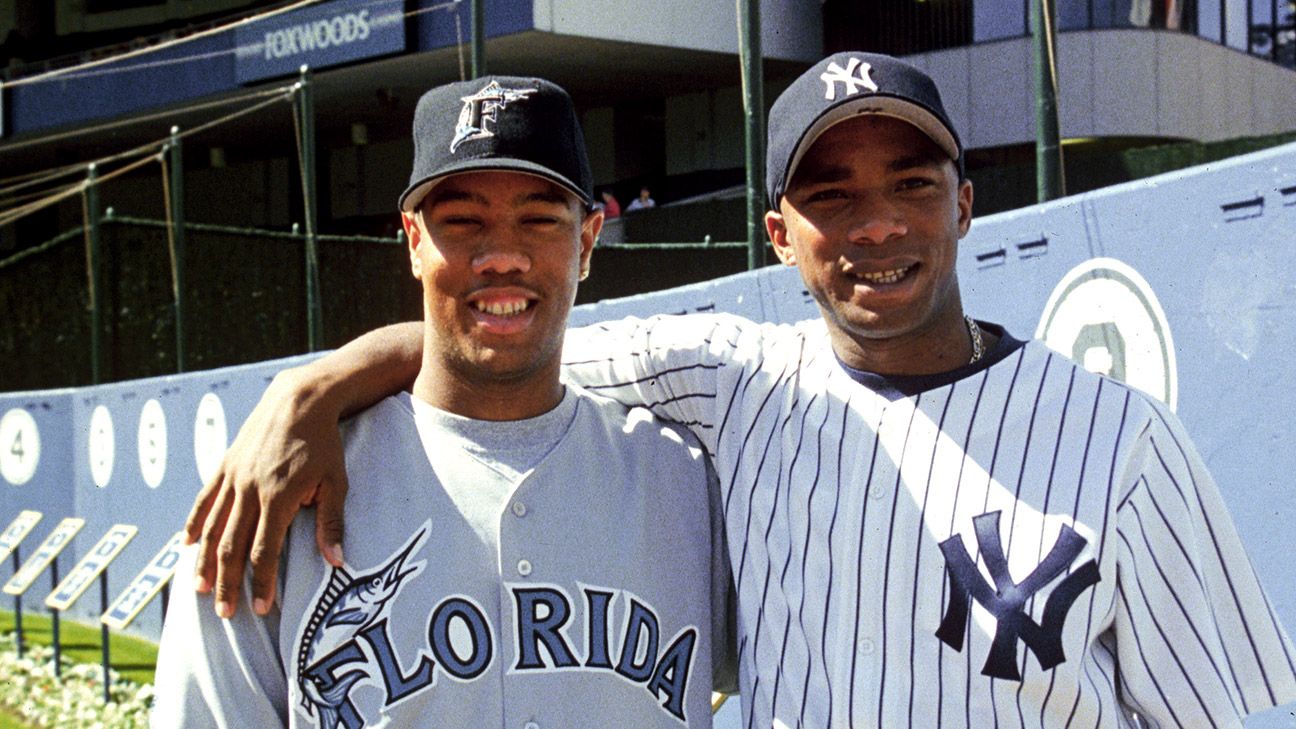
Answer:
[
  {"xmin": 852, "ymin": 264, "xmax": 916, "ymax": 285},
  {"xmin": 474, "ymin": 299, "xmax": 532, "ymax": 316}
]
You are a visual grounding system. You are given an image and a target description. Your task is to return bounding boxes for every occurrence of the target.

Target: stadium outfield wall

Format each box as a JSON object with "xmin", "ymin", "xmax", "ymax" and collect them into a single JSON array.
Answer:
[{"xmin": 1, "ymin": 142, "xmax": 1293, "ymax": 707}]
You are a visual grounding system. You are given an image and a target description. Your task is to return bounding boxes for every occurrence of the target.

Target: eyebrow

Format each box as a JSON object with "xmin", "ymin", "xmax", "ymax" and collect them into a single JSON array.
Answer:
[{"xmin": 888, "ymin": 153, "xmax": 946, "ymax": 172}]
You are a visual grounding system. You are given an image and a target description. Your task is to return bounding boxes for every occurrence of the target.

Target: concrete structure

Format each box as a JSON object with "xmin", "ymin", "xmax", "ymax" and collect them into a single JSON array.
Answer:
[
  {"xmin": 1, "ymin": 0, "xmax": 1293, "ymax": 249},
  {"xmin": 910, "ymin": 29, "xmax": 1296, "ymax": 150}
]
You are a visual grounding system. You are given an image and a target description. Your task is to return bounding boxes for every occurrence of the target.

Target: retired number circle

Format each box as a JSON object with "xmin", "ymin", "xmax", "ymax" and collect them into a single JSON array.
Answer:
[
  {"xmin": 138, "ymin": 399, "xmax": 168, "ymax": 488},
  {"xmin": 0, "ymin": 408, "xmax": 40, "ymax": 486},
  {"xmin": 89, "ymin": 405, "xmax": 115, "ymax": 488},
  {"xmin": 193, "ymin": 393, "xmax": 228, "ymax": 486},
  {"xmin": 1036, "ymin": 257, "xmax": 1177, "ymax": 410}
]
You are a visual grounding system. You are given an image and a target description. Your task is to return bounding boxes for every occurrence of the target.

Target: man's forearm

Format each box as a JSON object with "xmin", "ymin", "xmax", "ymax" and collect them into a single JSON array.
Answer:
[{"xmin": 285, "ymin": 321, "xmax": 424, "ymax": 419}]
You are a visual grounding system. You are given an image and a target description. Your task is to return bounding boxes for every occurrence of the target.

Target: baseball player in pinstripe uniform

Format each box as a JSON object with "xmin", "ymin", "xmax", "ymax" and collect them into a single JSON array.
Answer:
[
  {"xmin": 155, "ymin": 77, "xmax": 734, "ymax": 728},
  {"xmin": 188, "ymin": 54, "xmax": 1296, "ymax": 727}
]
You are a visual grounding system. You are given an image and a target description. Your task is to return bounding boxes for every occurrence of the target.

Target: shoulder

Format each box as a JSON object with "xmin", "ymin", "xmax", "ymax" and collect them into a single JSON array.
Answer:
[
  {"xmin": 568, "ymin": 385, "xmax": 707, "ymax": 464},
  {"xmin": 1017, "ymin": 339, "xmax": 1189, "ymax": 488},
  {"xmin": 340, "ymin": 393, "xmax": 415, "ymax": 441}
]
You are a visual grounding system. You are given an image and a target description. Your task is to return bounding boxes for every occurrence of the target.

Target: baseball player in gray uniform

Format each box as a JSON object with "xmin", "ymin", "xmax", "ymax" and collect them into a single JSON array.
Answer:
[
  {"xmin": 154, "ymin": 76, "xmax": 733, "ymax": 728},
  {"xmin": 188, "ymin": 54, "xmax": 1296, "ymax": 727}
]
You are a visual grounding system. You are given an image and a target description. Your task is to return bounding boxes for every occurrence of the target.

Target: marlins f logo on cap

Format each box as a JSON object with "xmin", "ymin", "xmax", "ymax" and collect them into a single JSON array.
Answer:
[
  {"xmin": 399, "ymin": 76, "xmax": 594, "ymax": 213},
  {"xmin": 451, "ymin": 81, "xmax": 537, "ymax": 153},
  {"xmin": 766, "ymin": 51, "xmax": 965, "ymax": 207}
]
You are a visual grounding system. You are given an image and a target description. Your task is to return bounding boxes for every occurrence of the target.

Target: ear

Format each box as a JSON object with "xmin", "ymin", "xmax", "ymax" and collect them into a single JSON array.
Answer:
[
  {"xmin": 766, "ymin": 209, "xmax": 796, "ymax": 266},
  {"xmin": 402, "ymin": 212, "xmax": 423, "ymax": 279},
  {"xmin": 956, "ymin": 179, "xmax": 974, "ymax": 238},
  {"xmin": 578, "ymin": 208, "xmax": 603, "ymax": 281}
]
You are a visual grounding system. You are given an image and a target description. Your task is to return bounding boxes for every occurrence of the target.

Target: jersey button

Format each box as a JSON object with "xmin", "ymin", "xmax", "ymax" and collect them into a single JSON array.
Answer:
[
  {"xmin": 512, "ymin": 501, "xmax": 528, "ymax": 517},
  {"xmin": 524, "ymin": 722, "xmax": 539, "ymax": 729},
  {"xmin": 858, "ymin": 637, "xmax": 875, "ymax": 655},
  {"xmin": 517, "ymin": 559, "xmax": 533, "ymax": 577}
]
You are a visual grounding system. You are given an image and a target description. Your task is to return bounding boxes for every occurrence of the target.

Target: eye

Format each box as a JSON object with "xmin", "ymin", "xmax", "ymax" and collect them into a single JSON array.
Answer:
[
  {"xmin": 896, "ymin": 176, "xmax": 937, "ymax": 192},
  {"xmin": 441, "ymin": 215, "xmax": 482, "ymax": 227},
  {"xmin": 804, "ymin": 188, "xmax": 849, "ymax": 203},
  {"xmin": 523, "ymin": 215, "xmax": 561, "ymax": 227}
]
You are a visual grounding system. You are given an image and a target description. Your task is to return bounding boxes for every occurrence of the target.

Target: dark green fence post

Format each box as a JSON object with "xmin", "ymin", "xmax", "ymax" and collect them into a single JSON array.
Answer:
[
  {"xmin": 738, "ymin": 0, "xmax": 765, "ymax": 270},
  {"xmin": 168, "ymin": 126, "xmax": 187, "ymax": 372},
  {"xmin": 1031, "ymin": 0, "xmax": 1065, "ymax": 201},
  {"xmin": 471, "ymin": 0, "xmax": 486, "ymax": 78},
  {"xmin": 86, "ymin": 164, "xmax": 104, "ymax": 385},
  {"xmin": 298, "ymin": 66, "xmax": 323, "ymax": 351}
]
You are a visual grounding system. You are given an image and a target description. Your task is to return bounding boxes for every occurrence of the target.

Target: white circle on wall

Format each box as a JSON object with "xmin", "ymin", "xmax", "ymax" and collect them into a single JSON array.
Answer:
[
  {"xmin": 0, "ymin": 408, "xmax": 41, "ymax": 486},
  {"xmin": 138, "ymin": 399, "xmax": 168, "ymax": 489},
  {"xmin": 193, "ymin": 393, "xmax": 228, "ymax": 486},
  {"xmin": 1036, "ymin": 257, "xmax": 1178, "ymax": 411},
  {"xmin": 89, "ymin": 405, "xmax": 115, "ymax": 488}
]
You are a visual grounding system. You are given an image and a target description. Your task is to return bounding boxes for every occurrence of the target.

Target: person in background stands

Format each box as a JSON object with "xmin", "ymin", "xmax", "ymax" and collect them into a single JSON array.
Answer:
[{"xmin": 625, "ymin": 185, "xmax": 655, "ymax": 212}]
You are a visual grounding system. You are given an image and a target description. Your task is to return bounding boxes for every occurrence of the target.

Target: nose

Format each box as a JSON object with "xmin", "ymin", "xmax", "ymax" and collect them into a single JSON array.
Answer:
[
  {"xmin": 846, "ymin": 197, "xmax": 906, "ymax": 245},
  {"xmin": 471, "ymin": 249, "xmax": 531, "ymax": 276}
]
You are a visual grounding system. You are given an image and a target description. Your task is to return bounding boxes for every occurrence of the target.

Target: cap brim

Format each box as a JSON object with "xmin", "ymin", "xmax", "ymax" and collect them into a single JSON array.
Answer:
[
  {"xmin": 399, "ymin": 159, "xmax": 592, "ymax": 213},
  {"xmin": 784, "ymin": 97, "xmax": 961, "ymax": 193}
]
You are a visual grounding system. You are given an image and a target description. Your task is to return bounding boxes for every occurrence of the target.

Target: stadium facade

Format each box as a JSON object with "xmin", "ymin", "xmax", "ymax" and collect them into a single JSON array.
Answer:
[{"xmin": 2, "ymin": 0, "xmax": 1295, "ymax": 249}]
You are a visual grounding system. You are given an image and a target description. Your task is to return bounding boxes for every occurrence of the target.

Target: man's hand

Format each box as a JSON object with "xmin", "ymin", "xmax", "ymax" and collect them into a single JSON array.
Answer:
[{"xmin": 184, "ymin": 368, "xmax": 349, "ymax": 618}]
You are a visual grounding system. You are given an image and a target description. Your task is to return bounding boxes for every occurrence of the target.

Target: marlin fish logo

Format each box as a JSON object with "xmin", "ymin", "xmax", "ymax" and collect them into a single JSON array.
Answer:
[
  {"xmin": 294, "ymin": 525, "xmax": 429, "ymax": 729},
  {"xmin": 450, "ymin": 80, "xmax": 536, "ymax": 153}
]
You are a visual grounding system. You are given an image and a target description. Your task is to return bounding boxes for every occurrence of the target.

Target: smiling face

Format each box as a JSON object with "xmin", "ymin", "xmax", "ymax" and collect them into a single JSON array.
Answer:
[
  {"xmin": 403, "ymin": 170, "xmax": 600, "ymax": 418},
  {"xmin": 766, "ymin": 115, "xmax": 974, "ymax": 375}
]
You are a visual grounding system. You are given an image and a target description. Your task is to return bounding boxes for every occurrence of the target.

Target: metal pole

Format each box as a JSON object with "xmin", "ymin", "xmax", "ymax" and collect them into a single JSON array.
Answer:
[
  {"xmin": 12, "ymin": 549, "xmax": 22, "ymax": 658},
  {"xmin": 86, "ymin": 164, "xmax": 104, "ymax": 384},
  {"xmin": 1271, "ymin": 0, "xmax": 1278, "ymax": 61},
  {"xmin": 50, "ymin": 559, "xmax": 61, "ymax": 679},
  {"xmin": 471, "ymin": 0, "xmax": 486, "ymax": 78},
  {"xmin": 738, "ymin": 0, "xmax": 766, "ymax": 270},
  {"xmin": 298, "ymin": 66, "xmax": 323, "ymax": 351},
  {"xmin": 100, "ymin": 570, "xmax": 111, "ymax": 703},
  {"xmin": 1030, "ymin": 0, "xmax": 1065, "ymax": 202},
  {"xmin": 168, "ymin": 127, "xmax": 187, "ymax": 372}
]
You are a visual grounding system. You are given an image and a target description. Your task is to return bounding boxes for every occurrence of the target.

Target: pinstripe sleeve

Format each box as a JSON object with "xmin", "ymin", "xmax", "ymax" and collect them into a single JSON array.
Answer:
[
  {"xmin": 1113, "ymin": 404, "xmax": 1296, "ymax": 726},
  {"xmin": 560, "ymin": 313, "xmax": 753, "ymax": 451}
]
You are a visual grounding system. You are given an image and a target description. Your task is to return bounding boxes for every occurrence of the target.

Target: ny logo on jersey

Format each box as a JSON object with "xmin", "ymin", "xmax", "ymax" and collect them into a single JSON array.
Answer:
[
  {"xmin": 819, "ymin": 57, "xmax": 877, "ymax": 100},
  {"xmin": 450, "ymin": 80, "xmax": 536, "ymax": 153},
  {"xmin": 935, "ymin": 510, "xmax": 1100, "ymax": 681}
]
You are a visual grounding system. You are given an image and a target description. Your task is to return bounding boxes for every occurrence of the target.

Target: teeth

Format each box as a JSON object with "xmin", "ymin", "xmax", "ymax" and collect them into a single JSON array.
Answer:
[
  {"xmin": 476, "ymin": 300, "xmax": 530, "ymax": 316},
  {"xmin": 857, "ymin": 266, "xmax": 912, "ymax": 284}
]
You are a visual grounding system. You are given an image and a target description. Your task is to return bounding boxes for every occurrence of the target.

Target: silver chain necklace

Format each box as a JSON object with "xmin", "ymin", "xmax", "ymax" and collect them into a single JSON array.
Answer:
[{"xmin": 965, "ymin": 315, "xmax": 984, "ymax": 364}]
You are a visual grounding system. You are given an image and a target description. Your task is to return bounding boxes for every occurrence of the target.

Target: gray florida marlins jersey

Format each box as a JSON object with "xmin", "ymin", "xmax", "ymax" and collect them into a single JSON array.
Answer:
[
  {"xmin": 153, "ymin": 389, "xmax": 733, "ymax": 728},
  {"xmin": 562, "ymin": 314, "xmax": 1296, "ymax": 729}
]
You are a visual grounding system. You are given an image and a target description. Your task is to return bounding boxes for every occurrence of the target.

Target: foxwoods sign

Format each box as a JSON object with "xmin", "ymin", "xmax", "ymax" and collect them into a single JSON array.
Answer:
[{"xmin": 235, "ymin": 0, "xmax": 405, "ymax": 83}]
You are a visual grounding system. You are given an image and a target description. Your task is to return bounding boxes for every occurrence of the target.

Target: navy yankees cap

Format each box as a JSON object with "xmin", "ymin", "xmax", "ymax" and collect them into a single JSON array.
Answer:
[
  {"xmin": 400, "ymin": 76, "xmax": 593, "ymax": 212},
  {"xmin": 766, "ymin": 52, "xmax": 964, "ymax": 208}
]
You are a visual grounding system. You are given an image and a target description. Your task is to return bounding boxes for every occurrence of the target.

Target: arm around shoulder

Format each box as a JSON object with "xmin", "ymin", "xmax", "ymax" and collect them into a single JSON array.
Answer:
[{"xmin": 184, "ymin": 321, "xmax": 424, "ymax": 618}]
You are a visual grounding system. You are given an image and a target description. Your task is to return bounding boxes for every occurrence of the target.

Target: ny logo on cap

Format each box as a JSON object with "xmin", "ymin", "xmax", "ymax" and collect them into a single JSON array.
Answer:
[
  {"xmin": 450, "ymin": 80, "xmax": 537, "ymax": 153},
  {"xmin": 820, "ymin": 57, "xmax": 877, "ymax": 101}
]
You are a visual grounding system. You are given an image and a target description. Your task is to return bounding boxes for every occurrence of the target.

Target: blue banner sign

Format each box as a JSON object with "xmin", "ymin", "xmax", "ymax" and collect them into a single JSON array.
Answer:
[
  {"xmin": 3, "ymin": 517, "xmax": 84, "ymax": 596},
  {"xmin": 234, "ymin": 0, "xmax": 406, "ymax": 83},
  {"xmin": 102, "ymin": 531, "xmax": 185, "ymax": 631},
  {"xmin": 0, "ymin": 510, "xmax": 42, "ymax": 564},
  {"xmin": 46, "ymin": 524, "xmax": 138, "ymax": 611}
]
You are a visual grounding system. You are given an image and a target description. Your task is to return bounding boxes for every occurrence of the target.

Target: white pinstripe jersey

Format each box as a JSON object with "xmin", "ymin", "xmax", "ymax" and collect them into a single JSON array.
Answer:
[{"xmin": 561, "ymin": 313, "xmax": 1296, "ymax": 729}]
